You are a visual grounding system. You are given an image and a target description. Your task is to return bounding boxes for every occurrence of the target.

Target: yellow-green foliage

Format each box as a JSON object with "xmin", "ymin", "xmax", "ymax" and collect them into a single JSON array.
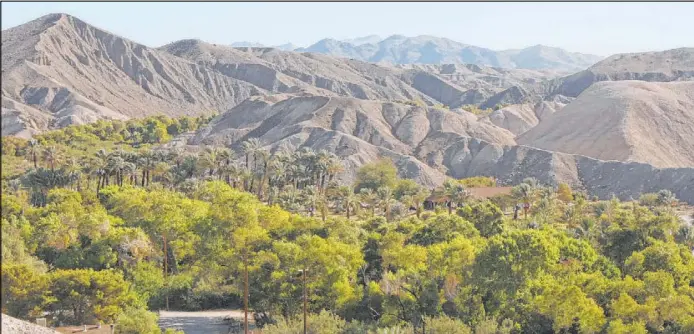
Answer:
[
  {"xmin": 460, "ymin": 104, "xmax": 493, "ymax": 116},
  {"xmin": 1, "ymin": 117, "xmax": 693, "ymax": 333},
  {"xmin": 557, "ymin": 183, "xmax": 573, "ymax": 202},
  {"xmin": 456, "ymin": 176, "xmax": 496, "ymax": 188}
]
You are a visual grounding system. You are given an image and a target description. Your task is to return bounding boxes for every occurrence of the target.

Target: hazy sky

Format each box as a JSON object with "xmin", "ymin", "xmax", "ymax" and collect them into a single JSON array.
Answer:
[{"xmin": 2, "ymin": 2, "xmax": 692, "ymax": 56}]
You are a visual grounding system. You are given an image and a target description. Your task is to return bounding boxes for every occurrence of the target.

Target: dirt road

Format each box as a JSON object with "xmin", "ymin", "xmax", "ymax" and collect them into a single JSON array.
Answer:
[{"xmin": 158, "ymin": 310, "xmax": 255, "ymax": 334}]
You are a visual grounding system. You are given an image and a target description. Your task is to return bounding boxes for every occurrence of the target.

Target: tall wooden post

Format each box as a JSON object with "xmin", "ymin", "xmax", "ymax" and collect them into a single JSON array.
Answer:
[
  {"xmin": 303, "ymin": 268, "xmax": 307, "ymax": 334},
  {"xmin": 163, "ymin": 233, "xmax": 169, "ymax": 311},
  {"xmin": 244, "ymin": 249, "xmax": 249, "ymax": 334}
]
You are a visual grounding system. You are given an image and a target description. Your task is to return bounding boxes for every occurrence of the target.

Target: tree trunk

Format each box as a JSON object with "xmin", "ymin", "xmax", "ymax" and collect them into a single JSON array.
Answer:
[
  {"xmin": 142, "ymin": 170, "xmax": 146, "ymax": 187},
  {"xmin": 243, "ymin": 252, "xmax": 249, "ymax": 334}
]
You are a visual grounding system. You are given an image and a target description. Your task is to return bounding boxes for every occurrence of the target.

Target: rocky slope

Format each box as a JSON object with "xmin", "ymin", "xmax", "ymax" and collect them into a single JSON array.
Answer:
[
  {"xmin": 518, "ymin": 81, "xmax": 694, "ymax": 168},
  {"xmin": 485, "ymin": 47, "xmax": 694, "ymax": 108},
  {"xmin": 190, "ymin": 95, "xmax": 517, "ymax": 186},
  {"xmin": 161, "ymin": 40, "xmax": 557, "ymax": 109},
  {"xmin": 2, "ymin": 14, "xmax": 556, "ymax": 137},
  {"xmin": 191, "ymin": 94, "xmax": 694, "ymax": 203},
  {"xmin": 1, "ymin": 13, "xmax": 264, "ymax": 138},
  {"xmin": 546, "ymin": 47, "xmax": 694, "ymax": 98},
  {"xmin": 482, "ymin": 98, "xmax": 568, "ymax": 136},
  {"xmin": 1, "ymin": 314, "xmax": 59, "ymax": 334},
  {"xmin": 438, "ymin": 138, "xmax": 694, "ymax": 204}
]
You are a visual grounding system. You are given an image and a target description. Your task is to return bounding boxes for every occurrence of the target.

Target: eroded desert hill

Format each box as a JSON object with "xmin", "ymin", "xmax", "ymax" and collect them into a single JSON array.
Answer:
[
  {"xmin": 1, "ymin": 13, "xmax": 552, "ymax": 137},
  {"xmin": 2, "ymin": 13, "xmax": 693, "ymax": 203}
]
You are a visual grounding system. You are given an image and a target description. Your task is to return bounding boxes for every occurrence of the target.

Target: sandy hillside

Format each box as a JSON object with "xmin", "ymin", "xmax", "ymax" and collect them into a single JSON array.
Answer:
[
  {"xmin": 481, "ymin": 98, "xmax": 567, "ymax": 136},
  {"xmin": 481, "ymin": 47, "xmax": 694, "ymax": 109},
  {"xmin": 518, "ymin": 81, "xmax": 694, "ymax": 168},
  {"xmin": 546, "ymin": 47, "xmax": 694, "ymax": 98}
]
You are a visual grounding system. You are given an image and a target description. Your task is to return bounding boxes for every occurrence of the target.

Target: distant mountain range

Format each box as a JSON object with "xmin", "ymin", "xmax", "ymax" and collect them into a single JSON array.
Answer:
[{"xmin": 229, "ymin": 35, "xmax": 604, "ymax": 72}]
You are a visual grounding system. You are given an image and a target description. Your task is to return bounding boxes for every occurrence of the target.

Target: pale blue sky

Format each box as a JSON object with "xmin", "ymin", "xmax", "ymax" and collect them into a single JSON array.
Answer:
[{"xmin": 2, "ymin": 2, "xmax": 692, "ymax": 56}]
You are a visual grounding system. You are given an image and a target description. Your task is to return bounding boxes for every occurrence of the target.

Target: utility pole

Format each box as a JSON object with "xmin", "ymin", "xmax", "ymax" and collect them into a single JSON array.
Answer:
[
  {"xmin": 302, "ymin": 268, "xmax": 307, "ymax": 334},
  {"xmin": 244, "ymin": 249, "xmax": 249, "ymax": 334},
  {"xmin": 163, "ymin": 233, "xmax": 169, "ymax": 311}
]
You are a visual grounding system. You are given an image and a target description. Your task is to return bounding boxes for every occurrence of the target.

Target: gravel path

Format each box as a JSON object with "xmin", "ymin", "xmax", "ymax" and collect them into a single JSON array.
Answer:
[{"xmin": 158, "ymin": 310, "xmax": 254, "ymax": 334}]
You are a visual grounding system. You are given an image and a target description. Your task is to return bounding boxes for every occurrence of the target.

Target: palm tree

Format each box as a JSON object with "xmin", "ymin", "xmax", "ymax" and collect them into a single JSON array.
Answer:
[
  {"xmin": 301, "ymin": 186, "xmax": 318, "ymax": 217},
  {"xmin": 219, "ymin": 161, "xmax": 241, "ymax": 187},
  {"xmin": 338, "ymin": 186, "xmax": 357, "ymax": 219},
  {"xmin": 241, "ymin": 138, "xmax": 263, "ymax": 170},
  {"xmin": 138, "ymin": 150, "xmax": 157, "ymax": 187},
  {"xmin": 512, "ymin": 183, "xmax": 535, "ymax": 219},
  {"xmin": 359, "ymin": 188, "xmax": 379, "ymax": 217},
  {"xmin": 198, "ymin": 147, "xmax": 218, "ymax": 177},
  {"xmin": 106, "ymin": 155, "xmax": 126, "ymax": 186},
  {"xmin": 255, "ymin": 148, "xmax": 270, "ymax": 199},
  {"xmin": 413, "ymin": 188, "xmax": 429, "ymax": 218},
  {"xmin": 401, "ymin": 195, "xmax": 415, "ymax": 216},
  {"xmin": 443, "ymin": 181, "xmax": 470, "ymax": 214},
  {"xmin": 267, "ymin": 157, "xmax": 287, "ymax": 195},
  {"xmin": 377, "ymin": 186, "xmax": 395, "ymax": 221},
  {"xmin": 315, "ymin": 150, "xmax": 331, "ymax": 190},
  {"xmin": 151, "ymin": 162, "xmax": 170, "ymax": 186},
  {"xmin": 63, "ymin": 157, "xmax": 82, "ymax": 190},
  {"xmin": 94, "ymin": 149, "xmax": 110, "ymax": 189},
  {"xmin": 79, "ymin": 157, "xmax": 97, "ymax": 191},
  {"xmin": 316, "ymin": 192, "xmax": 329, "ymax": 222},
  {"xmin": 297, "ymin": 147, "xmax": 317, "ymax": 189},
  {"xmin": 27, "ymin": 139, "xmax": 40, "ymax": 169},
  {"xmin": 241, "ymin": 138, "xmax": 263, "ymax": 191},
  {"xmin": 325, "ymin": 155, "xmax": 344, "ymax": 186},
  {"xmin": 41, "ymin": 145, "xmax": 62, "ymax": 171},
  {"xmin": 217, "ymin": 148, "xmax": 234, "ymax": 180},
  {"xmin": 267, "ymin": 185, "xmax": 281, "ymax": 206},
  {"xmin": 522, "ymin": 177, "xmax": 540, "ymax": 188}
]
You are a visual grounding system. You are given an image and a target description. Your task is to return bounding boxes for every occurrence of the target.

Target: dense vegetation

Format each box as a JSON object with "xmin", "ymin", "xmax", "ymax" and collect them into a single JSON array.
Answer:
[{"xmin": 2, "ymin": 116, "xmax": 693, "ymax": 334}]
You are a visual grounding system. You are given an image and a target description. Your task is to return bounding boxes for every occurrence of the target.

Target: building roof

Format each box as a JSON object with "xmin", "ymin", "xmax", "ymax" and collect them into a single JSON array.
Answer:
[
  {"xmin": 425, "ymin": 186, "xmax": 513, "ymax": 203},
  {"xmin": 468, "ymin": 187, "xmax": 513, "ymax": 199}
]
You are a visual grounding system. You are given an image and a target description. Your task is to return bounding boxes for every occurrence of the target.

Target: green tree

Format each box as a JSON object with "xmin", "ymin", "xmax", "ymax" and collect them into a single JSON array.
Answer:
[
  {"xmin": 48, "ymin": 268, "xmax": 140, "ymax": 324},
  {"xmin": 457, "ymin": 200, "xmax": 504, "ymax": 237},
  {"xmin": 354, "ymin": 159, "xmax": 398, "ymax": 193},
  {"xmin": 557, "ymin": 183, "xmax": 573, "ymax": 202},
  {"xmin": 1, "ymin": 262, "xmax": 49, "ymax": 319}
]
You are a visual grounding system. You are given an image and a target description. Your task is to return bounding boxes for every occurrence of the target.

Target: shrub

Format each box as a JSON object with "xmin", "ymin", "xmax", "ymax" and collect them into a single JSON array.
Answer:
[
  {"xmin": 263, "ymin": 310, "xmax": 346, "ymax": 334},
  {"xmin": 116, "ymin": 307, "xmax": 165, "ymax": 334},
  {"xmin": 456, "ymin": 177, "xmax": 496, "ymax": 188},
  {"xmin": 425, "ymin": 316, "xmax": 471, "ymax": 333}
]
